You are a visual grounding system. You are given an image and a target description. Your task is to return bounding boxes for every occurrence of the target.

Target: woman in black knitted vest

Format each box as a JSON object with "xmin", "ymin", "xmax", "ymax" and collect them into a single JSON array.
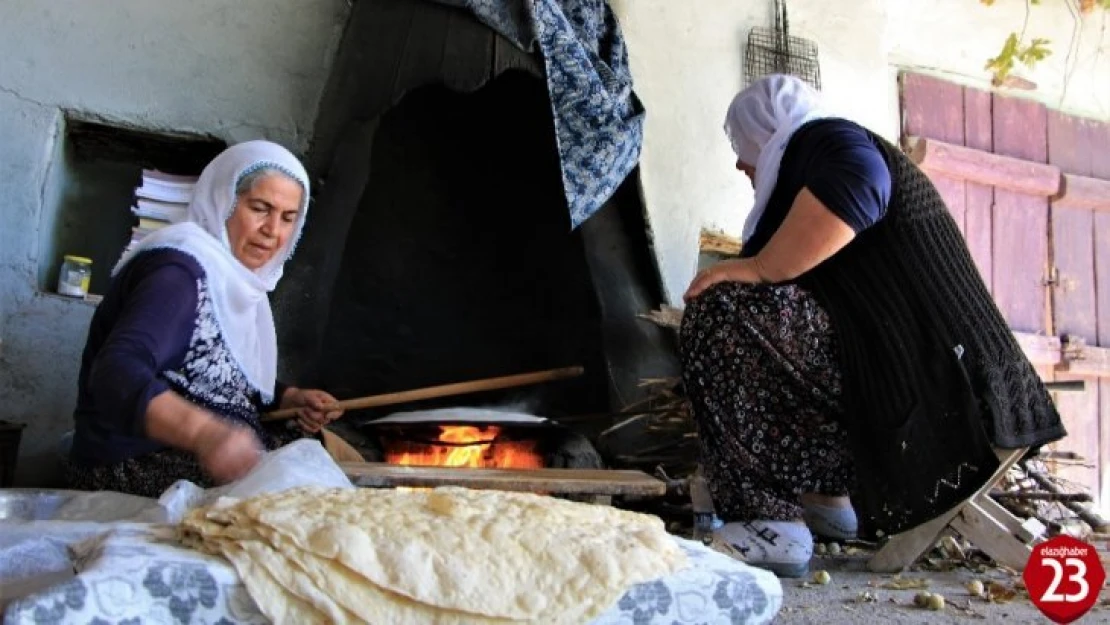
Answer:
[{"xmin": 680, "ymin": 74, "xmax": 1065, "ymax": 578}]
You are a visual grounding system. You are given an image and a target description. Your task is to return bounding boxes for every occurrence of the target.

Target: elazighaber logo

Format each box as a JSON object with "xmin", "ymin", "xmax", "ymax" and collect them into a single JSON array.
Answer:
[{"xmin": 1023, "ymin": 535, "xmax": 1106, "ymax": 624}]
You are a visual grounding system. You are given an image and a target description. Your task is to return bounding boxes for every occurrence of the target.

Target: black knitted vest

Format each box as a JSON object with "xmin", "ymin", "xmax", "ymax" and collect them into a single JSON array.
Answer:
[{"xmin": 777, "ymin": 126, "xmax": 1067, "ymax": 534}]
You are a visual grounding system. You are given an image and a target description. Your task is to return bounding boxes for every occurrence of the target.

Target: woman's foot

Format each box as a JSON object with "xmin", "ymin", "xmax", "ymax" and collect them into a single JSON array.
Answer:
[
  {"xmin": 800, "ymin": 494, "xmax": 858, "ymax": 541},
  {"xmin": 709, "ymin": 520, "xmax": 812, "ymax": 578}
]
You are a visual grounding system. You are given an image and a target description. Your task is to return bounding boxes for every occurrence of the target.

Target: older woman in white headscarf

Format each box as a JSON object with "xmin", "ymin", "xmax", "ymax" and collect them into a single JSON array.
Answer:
[
  {"xmin": 680, "ymin": 75, "xmax": 1064, "ymax": 577},
  {"xmin": 67, "ymin": 140, "xmax": 347, "ymax": 498}
]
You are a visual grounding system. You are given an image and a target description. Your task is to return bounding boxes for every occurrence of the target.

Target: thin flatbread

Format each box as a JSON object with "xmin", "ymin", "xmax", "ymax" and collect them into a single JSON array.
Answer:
[{"xmin": 182, "ymin": 486, "xmax": 687, "ymax": 624}]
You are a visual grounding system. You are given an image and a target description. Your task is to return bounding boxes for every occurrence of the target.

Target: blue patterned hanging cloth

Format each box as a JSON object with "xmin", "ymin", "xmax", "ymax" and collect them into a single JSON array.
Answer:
[{"xmin": 431, "ymin": 0, "xmax": 645, "ymax": 229}]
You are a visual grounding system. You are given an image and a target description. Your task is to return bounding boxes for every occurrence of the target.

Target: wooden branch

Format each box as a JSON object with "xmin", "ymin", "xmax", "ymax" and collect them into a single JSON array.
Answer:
[
  {"xmin": 638, "ymin": 306, "xmax": 683, "ymax": 330},
  {"xmin": 905, "ymin": 136, "xmax": 1061, "ymax": 197},
  {"xmin": 263, "ymin": 367, "xmax": 584, "ymax": 421},
  {"xmin": 699, "ymin": 229, "xmax": 743, "ymax": 256},
  {"xmin": 1054, "ymin": 174, "xmax": 1110, "ymax": 212},
  {"xmin": 1027, "ymin": 470, "xmax": 1110, "ymax": 532},
  {"xmin": 991, "ymin": 490, "xmax": 1093, "ymax": 502}
]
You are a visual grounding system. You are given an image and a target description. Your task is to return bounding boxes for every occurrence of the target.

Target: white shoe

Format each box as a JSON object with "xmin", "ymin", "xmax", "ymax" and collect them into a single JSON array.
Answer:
[
  {"xmin": 802, "ymin": 502, "xmax": 858, "ymax": 541},
  {"xmin": 709, "ymin": 520, "xmax": 813, "ymax": 578}
]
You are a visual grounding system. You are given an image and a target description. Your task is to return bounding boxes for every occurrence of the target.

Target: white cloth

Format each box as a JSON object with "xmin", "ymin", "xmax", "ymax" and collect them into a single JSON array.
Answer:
[
  {"xmin": 112, "ymin": 140, "xmax": 311, "ymax": 400},
  {"xmin": 723, "ymin": 74, "xmax": 830, "ymax": 242}
]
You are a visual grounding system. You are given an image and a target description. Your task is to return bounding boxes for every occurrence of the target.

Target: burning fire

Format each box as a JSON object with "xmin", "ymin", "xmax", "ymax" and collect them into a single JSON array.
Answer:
[{"xmin": 386, "ymin": 425, "xmax": 544, "ymax": 469}]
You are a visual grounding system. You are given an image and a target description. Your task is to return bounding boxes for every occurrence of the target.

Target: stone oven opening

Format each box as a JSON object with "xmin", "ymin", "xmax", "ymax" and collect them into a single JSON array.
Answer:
[
  {"xmin": 272, "ymin": 0, "xmax": 678, "ymax": 473},
  {"xmin": 315, "ymin": 72, "xmax": 609, "ymax": 419}
]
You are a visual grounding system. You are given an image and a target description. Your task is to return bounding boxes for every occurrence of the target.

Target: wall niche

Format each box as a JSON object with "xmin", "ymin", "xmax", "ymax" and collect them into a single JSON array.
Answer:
[{"xmin": 37, "ymin": 116, "xmax": 226, "ymax": 298}]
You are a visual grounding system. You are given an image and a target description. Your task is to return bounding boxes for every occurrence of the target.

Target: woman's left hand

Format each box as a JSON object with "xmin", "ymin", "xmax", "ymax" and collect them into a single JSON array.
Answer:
[
  {"xmin": 684, "ymin": 258, "xmax": 765, "ymax": 302},
  {"xmin": 285, "ymin": 388, "xmax": 344, "ymax": 434}
]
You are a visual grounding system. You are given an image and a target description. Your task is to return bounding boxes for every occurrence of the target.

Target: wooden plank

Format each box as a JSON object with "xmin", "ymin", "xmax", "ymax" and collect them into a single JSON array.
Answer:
[
  {"xmin": 1056, "ymin": 174, "xmax": 1110, "ymax": 212},
  {"xmin": 965, "ymin": 87, "xmax": 995, "ymax": 292},
  {"xmin": 901, "ymin": 72, "xmax": 969, "ymax": 233},
  {"xmin": 1049, "ymin": 373, "xmax": 1101, "ymax": 500},
  {"xmin": 1061, "ymin": 343, "xmax": 1110, "ymax": 377},
  {"xmin": 1048, "ymin": 111, "xmax": 1098, "ymax": 344},
  {"xmin": 994, "ymin": 95, "xmax": 1049, "ymax": 163},
  {"xmin": 1053, "ymin": 204, "xmax": 1097, "ymax": 340},
  {"xmin": 992, "ymin": 95, "xmax": 1050, "ymax": 334},
  {"xmin": 700, "ymin": 229, "xmax": 742, "ymax": 256},
  {"xmin": 1014, "ymin": 331, "xmax": 1062, "ymax": 366},
  {"xmin": 1102, "ymin": 380, "xmax": 1110, "ymax": 513},
  {"xmin": 339, "ymin": 462, "xmax": 668, "ymax": 496},
  {"xmin": 930, "ymin": 173, "xmax": 966, "ymax": 232},
  {"xmin": 949, "ymin": 500, "xmax": 1034, "ymax": 570},
  {"xmin": 1093, "ymin": 120, "xmax": 1110, "ymax": 349},
  {"xmin": 1088, "ymin": 120, "xmax": 1110, "ymax": 514},
  {"xmin": 1099, "ymin": 211, "xmax": 1110, "ymax": 344},
  {"xmin": 906, "ymin": 137, "xmax": 1061, "ymax": 197},
  {"xmin": 900, "ymin": 72, "xmax": 965, "ymax": 143},
  {"xmin": 977, "ymin": 494, "xmax": 1046, "ymax": 542}
]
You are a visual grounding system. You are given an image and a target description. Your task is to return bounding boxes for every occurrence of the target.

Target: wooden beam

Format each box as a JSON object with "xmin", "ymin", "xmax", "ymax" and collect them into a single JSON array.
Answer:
[
  {"xmin": 339, "ymin": 462, "xmax": 669, "ymax": 497},
  {"xmin": 1060, "ymin": 335, "xmax": 1110, "ymax": 377},
  {"xmin": 948, "ymin": 499, "xmax": 1034, "ymax": 570},
  {"xmin": 1055, "ymin": 174, "xmax": 1110, "ymax": 212},
  {"xmin": 700, "ymin": 229, "xmax": 742, "ymax": 256},
  {"xmin": 1013, "ymin": 331, "xmax": 1062, "ymax": 366},
  {"xmin": 905, "ymin": 136, "xmax": 1061, "ymax": 197}
]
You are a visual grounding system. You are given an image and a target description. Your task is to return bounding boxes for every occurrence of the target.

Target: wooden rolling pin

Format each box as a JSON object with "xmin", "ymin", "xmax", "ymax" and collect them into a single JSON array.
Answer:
[{"xmin": 262, "ymin": 366, "xmax": 584, "ymax": 421}]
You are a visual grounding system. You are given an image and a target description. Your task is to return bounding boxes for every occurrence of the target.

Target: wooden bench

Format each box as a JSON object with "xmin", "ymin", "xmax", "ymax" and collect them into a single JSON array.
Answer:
[{"xmin": 340, "ymin": 462, "xmax": 668, "ymax": 505}]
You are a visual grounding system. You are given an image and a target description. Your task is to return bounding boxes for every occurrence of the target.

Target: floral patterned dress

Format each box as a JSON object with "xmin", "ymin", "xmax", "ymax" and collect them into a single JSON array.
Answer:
[{"xmin": 680, "ymin": 282, "xmax": 854, "ymax": 522}]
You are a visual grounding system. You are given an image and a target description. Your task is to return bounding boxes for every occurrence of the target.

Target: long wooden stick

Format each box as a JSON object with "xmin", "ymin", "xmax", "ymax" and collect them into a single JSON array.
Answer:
[{"xmin": 262, "ymin": 366, "xmax": 584, "ymax": 421}]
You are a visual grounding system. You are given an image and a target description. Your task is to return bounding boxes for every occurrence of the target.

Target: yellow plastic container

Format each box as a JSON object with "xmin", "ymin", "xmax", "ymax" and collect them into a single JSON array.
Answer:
[{"xmin": 57, "ymin": 255, "xmax": 92, "ymax": 298}]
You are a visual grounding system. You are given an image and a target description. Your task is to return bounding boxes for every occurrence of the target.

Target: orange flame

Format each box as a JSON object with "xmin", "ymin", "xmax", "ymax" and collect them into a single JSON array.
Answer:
[{"xmin": 385, "ymin": 425, "xmax": 544, "ymax": 469}]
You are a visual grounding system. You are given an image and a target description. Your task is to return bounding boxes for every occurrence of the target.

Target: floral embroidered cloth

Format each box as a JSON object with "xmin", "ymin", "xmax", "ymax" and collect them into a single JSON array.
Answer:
[
  {"xmin": 2, "ymin": 443, "xmax": 782, "ymax": 624},
  {"xmin": 2, "ymin": 524, "xmax": 781, "ymax": 625},
  {"xmin": 432, "ymin": 0, "xmax": 645, "ymax": 228}
]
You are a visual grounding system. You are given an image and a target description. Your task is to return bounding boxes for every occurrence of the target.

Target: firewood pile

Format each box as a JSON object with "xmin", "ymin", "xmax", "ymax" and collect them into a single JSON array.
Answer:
[
  {"xmin": 597, "ymin": 377, "xmax": 697, "ymax": 478},
  {"xmin": 593, "ymin": 376, "xmax": 699, "ymax": 529},
  {"xmin": 992, "ymin": 454, "xmax": 1108, "ymax": 539}
]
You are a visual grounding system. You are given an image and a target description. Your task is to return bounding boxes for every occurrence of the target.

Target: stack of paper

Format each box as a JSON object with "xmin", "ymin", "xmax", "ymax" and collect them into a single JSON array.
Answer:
[{"xmin": 118, "ymin": 170, "xmax": 197, "ymax": 260}]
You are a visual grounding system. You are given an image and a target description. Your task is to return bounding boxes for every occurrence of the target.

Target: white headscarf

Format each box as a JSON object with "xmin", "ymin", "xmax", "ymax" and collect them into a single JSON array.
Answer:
[
  {"xmin": 724, "ymin": 74, "xmax": 830, "ymax": 242},
  {"xmin": 113, "ymin": 140, "xmax": 311, "ymax": 401}
]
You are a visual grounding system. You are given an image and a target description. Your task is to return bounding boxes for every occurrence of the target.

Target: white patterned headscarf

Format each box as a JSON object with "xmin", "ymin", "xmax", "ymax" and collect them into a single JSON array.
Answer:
[
  {"xmin": 724, "ymin": 74, "xmax": 829, "ymax": 242},
  {"xmin": 113, "ymin": 140, "xmax": 311, "ymax": 401}
]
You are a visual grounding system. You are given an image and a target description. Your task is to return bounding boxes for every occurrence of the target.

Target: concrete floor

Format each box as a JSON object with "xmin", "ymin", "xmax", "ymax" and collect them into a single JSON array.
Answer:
[{"xmin": 774, "ymin": 551, "xmax": 1110, "ymax": 624}]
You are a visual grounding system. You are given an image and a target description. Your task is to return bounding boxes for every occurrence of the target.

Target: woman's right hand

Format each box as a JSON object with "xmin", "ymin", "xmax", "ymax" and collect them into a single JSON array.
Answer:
[
  {"xmin": 192, "ymin": 419, "xmax": 263, "ymax": 484},
  {"xmin": 684, "ymin": 258, "xmax": 767, "ymax": 301}
]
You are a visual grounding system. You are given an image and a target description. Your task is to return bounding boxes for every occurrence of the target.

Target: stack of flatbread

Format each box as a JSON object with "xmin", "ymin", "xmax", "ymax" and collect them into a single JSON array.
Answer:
[{"xmin": 179, "ymin": 486, "xmax": 688, "ymax": 624}]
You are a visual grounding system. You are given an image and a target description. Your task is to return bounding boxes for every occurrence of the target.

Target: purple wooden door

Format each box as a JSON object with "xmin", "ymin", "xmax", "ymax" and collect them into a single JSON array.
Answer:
[{"xmin": 901, "ymin": 72, "xmax": 1110, "ymax": 510}]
